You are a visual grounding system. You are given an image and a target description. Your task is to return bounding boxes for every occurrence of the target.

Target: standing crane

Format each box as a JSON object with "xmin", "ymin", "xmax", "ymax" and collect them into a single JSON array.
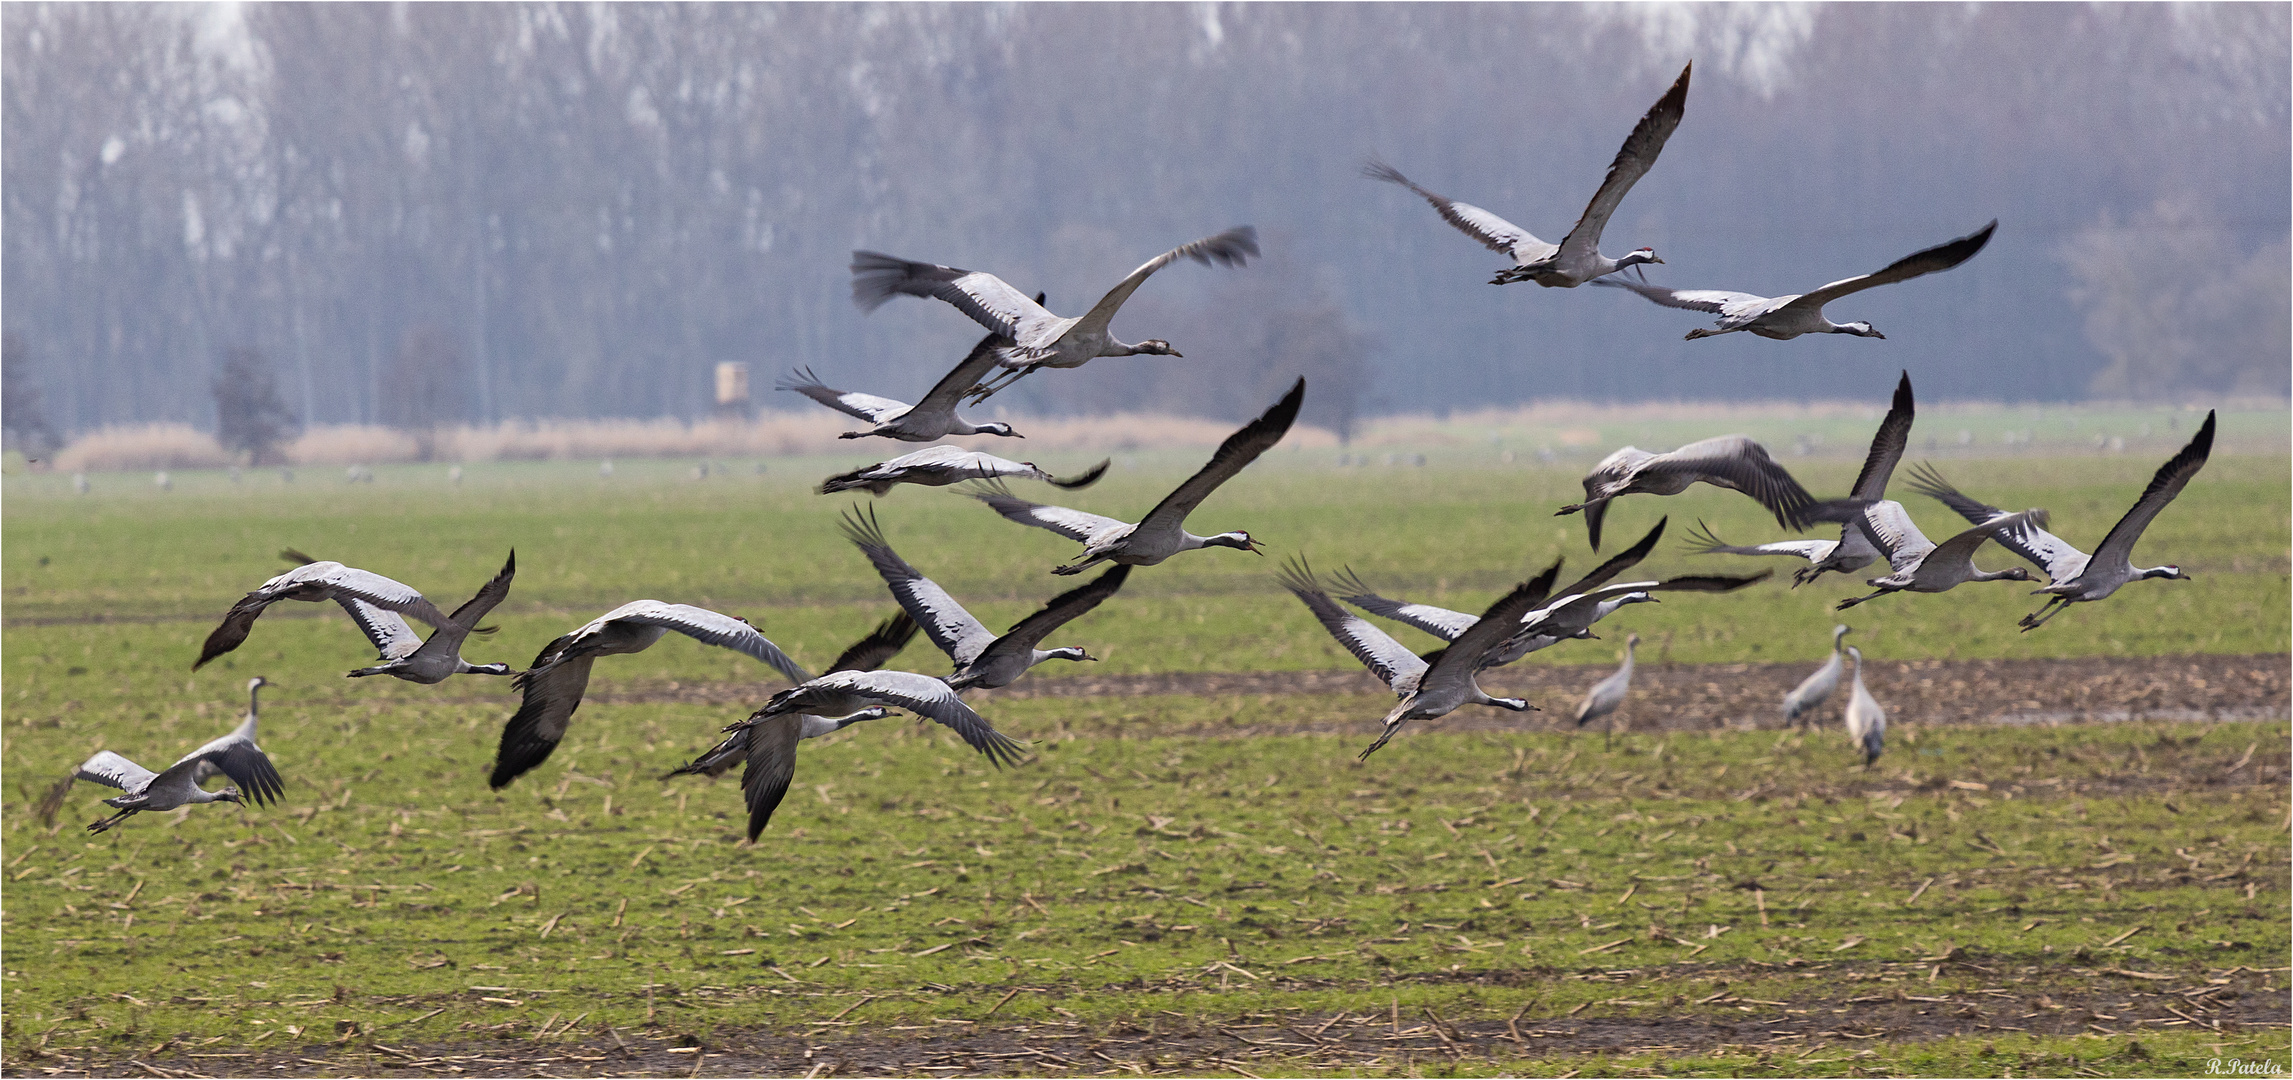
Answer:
[{"xmin": 1574, "ymin": 633, "xmax": 1641, "ymax": 748}]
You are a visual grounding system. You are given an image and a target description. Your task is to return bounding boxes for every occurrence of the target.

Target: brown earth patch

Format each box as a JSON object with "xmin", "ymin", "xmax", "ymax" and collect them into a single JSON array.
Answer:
[
  {"xmin": 577, "ymin": 654, "xmax": 2291, "ymax": 735},
  {"xmin": 54, "ymin": 964, "xmax": 2288, "ymax": 1077}
]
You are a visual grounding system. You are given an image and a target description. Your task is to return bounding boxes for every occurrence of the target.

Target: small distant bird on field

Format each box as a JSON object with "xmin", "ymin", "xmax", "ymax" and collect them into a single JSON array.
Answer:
[
  {"xmin": 1781, "ymin": 624, "xmax": 1853, "ymax": 728},
  {"xmin": 1574, "ymin": 632, "xmax": 1640, "ymax": 748},
  {"xmin": 1280, "ymin": 556, "xmax": 1548, "ymax": 760},
  {"xmin": 346, "ymin": 552, "xmax": 517, "ymax": 683},
  {"xmin": 843, "ymin": 506, "xmax": 1127, "ymax": 689},
  {"xmin": 491, "ymin": 601, "xmax": 810, "ymax": 788},
  {"xmin": 1835, "ymin": 504, "xmax": 2042, "ymax": 610},
  {"xmin": 1903, "ymin": 410, "xmax": 2214, "ymax": 631},
  {"xmin": 819, "ymin": 445, "xmax": 1109, "ymax": 497},
  {"xmin": 1365, "ymin": 63, "xmax": 1689, "ymax": 288},
  {"xmin": 852, "ymin": 230, "xmax": 1258, "ymax": 401},
  {"xmin": 196, "ymin": 560, "xmax": 455, "ymax": 670},
  {"xmin": 42, "ymin": 677, "xmax": 286, "ymax": 833},
  {"xmin": 1596, "ymin": 221, "xmax": 1995, "ymax": 340},
  {"xmin": 780, "ymin": 300, "xmax": 1048, "ymax": 441},
  {"xmin": 1842, "ymin": 646, "xmax": 1885, "ymax": 767},
  {"xmin": 1686, "ymin": 372, "xmax": 1915, "ymax": 585},
  {"xmin": 971, "ymin": 378, "xmax": 1302, "ymax": 574}
]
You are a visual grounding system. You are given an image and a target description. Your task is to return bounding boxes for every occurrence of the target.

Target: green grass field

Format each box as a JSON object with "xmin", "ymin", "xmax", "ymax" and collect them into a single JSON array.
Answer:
[{"xmin": 4, "ymin": 432, "xmax": 2287, "ymax": 1076}]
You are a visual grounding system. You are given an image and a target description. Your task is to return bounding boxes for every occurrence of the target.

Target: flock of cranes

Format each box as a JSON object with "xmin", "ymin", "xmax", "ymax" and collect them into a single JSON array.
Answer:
[{"xmin": 47, "ymin": 60, "xmax": 2219, "ymax": 861}]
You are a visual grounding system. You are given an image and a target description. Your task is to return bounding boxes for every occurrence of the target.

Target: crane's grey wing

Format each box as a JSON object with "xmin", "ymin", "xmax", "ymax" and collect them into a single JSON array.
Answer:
[
  {"xmin": 1279, "ymin": 558, "xmax": 1428, "ymax": 694},
  {"xmin": 335, "ymin": 597, "xmax": 422, "ymax": 661},
  {"xmin": 73, "ymin": 751, "xmax": 157, "ymax": 793},
  {"xmin": 1074, "ymin": 227, "xmax": 1258, "ymax": 337},
  {"xmin": 967, "ymin": 481, "xmax": 1126, "ymax": 543},
  {"xmin": 841, "ymin": 504, "xmax": 995, "ymax": 666},
  {"xmin": 1427, "ymin": 563, "xmax": 1566, "ymax": 686},
  {"xmin": 740, "ymin": 714, "xmax": 804, "ymax": 841},
  {"xmin": 1047, "ymin": 459, "xmax": 1112, "ymax": 490},
  {"xmin": 849, "ymin": 251, "xmax": 1056, "ymax": 342},
  {"xmin": 195, "ymin": 593, "xmax": 279, "ymax": 670},
  {"xmin": 828, "ymin": 612, "xmax": 920, "ymax": 675},
  {"xmin": 279, "ymin": 548, "xmax": 321, "ymax": 566},
  {"xmin": 1904, "ymin": 463, "xmax": 2084, "ymax": 579},
  {"xmin": 1789, "ymin": 220, "xmax": 1997, "ymax": 311},
  {"xmin": 776, "ymin": 367, "xmax": 906, "ymax": 424},
  {"xmin": 1557, "ymin": 518, "xmax": 1664, "ymax": 598},
  {"xmin": 2090, "ymin": 410, "xmax": 2213, "ymax": 572},
  {"xmin": 404, "ymin": 551, "xmax": 517, "ymax": 663},
  {"xmin": 1137, "ymin": 378, "xmax": 1304, "ymax": 534},
  {"xmin": 765, "ymin": 671, "xmax": 1024, "ymax": 767},
  {"xmin": 915, "ymin": 327, "xmax": 1021, "ymax": 413},
  {"xmin": 445, "ymin": 551, "xmax": 516, "ymax": 628},
  {"xmin": 1557, "ymin": 62, "xmax": 1690, "ymax": 264},
  {"xmin": 1328, "ymin": 567, "xmax": 1477, "ymax": 642},
  {"xmin": 611, "ymin": 603, "xmax": 810, "ymax": 684},
  {"xmin": 986, "ymin": 564, "xmax": 1129, "ymax": 657},
  {"xmin": 1852, "ymin": 501, "xmax": 1936, "ymax": 571},
  {"xmin": 1849, "ymin": 372, "xmax": 1916, "ymax": 501},
  {"xmin": 664, "ymin": 725, "xmax": 749, "ymax": 780},
  {"xmin": 292, "ymin": 563, "xmax": 451, "ymax": 627},
  {"xmin": 1362, "ymin": 159, "xmax": 1550, "ymax": 261},
  {"xmin": 1682, "ymin": 519, "xmax": 1836, "ymax": 561},
  {"xmin": 1903, "ymin": 461, "xmax": 2007, "ymax": 526},
  {"xmin": 1650, "ymin": 571, "xmax": 1773, "ymax": 594},
  {"xmin": 491, "ymin": 655, "xmax": 596, "ymax": 788},
  {"xmin": 1929, "ymin": 508, "xmax": 2044, "ymax": 568},
  {"xmin": 1593, "ymin": 278, "xmax": 1774, "ymax": 317},
  {"xmin": 1650, "ymin": 436, "xmax": 1819, "ymax": 529},
  {"xmin": 171, "ymin": 727, "xmax": 285, "ymax": 807}
]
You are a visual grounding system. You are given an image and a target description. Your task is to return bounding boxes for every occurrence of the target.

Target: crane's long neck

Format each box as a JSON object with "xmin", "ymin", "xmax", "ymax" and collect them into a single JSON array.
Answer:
[{"xmin": 1968, "ymin": 567, "xmax": 2020, "ymax": 582}]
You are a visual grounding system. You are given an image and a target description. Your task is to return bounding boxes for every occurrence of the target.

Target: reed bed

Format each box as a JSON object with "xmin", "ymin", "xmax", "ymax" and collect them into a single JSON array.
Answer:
[{"xmin": 46, "ymin": 412, "xmax": 1343, "ymax": 472}]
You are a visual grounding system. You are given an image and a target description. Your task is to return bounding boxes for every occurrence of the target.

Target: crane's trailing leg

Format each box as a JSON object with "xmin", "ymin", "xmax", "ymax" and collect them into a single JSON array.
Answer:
[
  {"xmin": 1835, "ymin": 589, "xmax": 1889, "ymax": 611},
  {"xmin": 87, "ymin": 807, "xmax": 139, "ymax": 834},
  {"xmin": 2018, "ymin": 597, "xmax": 2073, "ymax": 632}
]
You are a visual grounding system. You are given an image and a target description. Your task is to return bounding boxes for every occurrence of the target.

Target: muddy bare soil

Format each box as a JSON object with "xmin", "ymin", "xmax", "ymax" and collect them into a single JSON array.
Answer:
[
  {"xmin": 577, "ymin": 653, "xmax": 2291, "ymax": 735},
  {"xmin": 86, "ymin": 966, "xmax": 2289, "ymax": 1077}
]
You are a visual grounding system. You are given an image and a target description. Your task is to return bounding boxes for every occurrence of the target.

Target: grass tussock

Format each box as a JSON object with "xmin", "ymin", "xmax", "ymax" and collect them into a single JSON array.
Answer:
[{"xmin": 51, "ymin": 413, "xmax": 1343, "ymax": 470}]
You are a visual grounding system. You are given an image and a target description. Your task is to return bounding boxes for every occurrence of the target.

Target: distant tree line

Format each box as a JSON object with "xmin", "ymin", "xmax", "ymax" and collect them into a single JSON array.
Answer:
[{"xmin": 2, "ymin": 4, "xmax": 2284, "ymax": 443}]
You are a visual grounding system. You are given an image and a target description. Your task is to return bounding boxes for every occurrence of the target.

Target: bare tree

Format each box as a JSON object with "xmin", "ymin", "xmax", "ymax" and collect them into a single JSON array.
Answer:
[
  {"xmin": 2, "ymin": 331, "xmax": 59, "ymax": 460},
  {"xmin": 379, "ymin": 325, "xmax": 466, "ymax": 460},
  {"xmin": 1030, "ymin": 247, "xmax": 1377, "ymax": 439},
  {"xmin": 212, "ymin": 346, "xmax": 300, "ymax": 464},
  {"xmin": 2063, "ymin": 197, "xmax": 2292, "ymax": 399}
]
